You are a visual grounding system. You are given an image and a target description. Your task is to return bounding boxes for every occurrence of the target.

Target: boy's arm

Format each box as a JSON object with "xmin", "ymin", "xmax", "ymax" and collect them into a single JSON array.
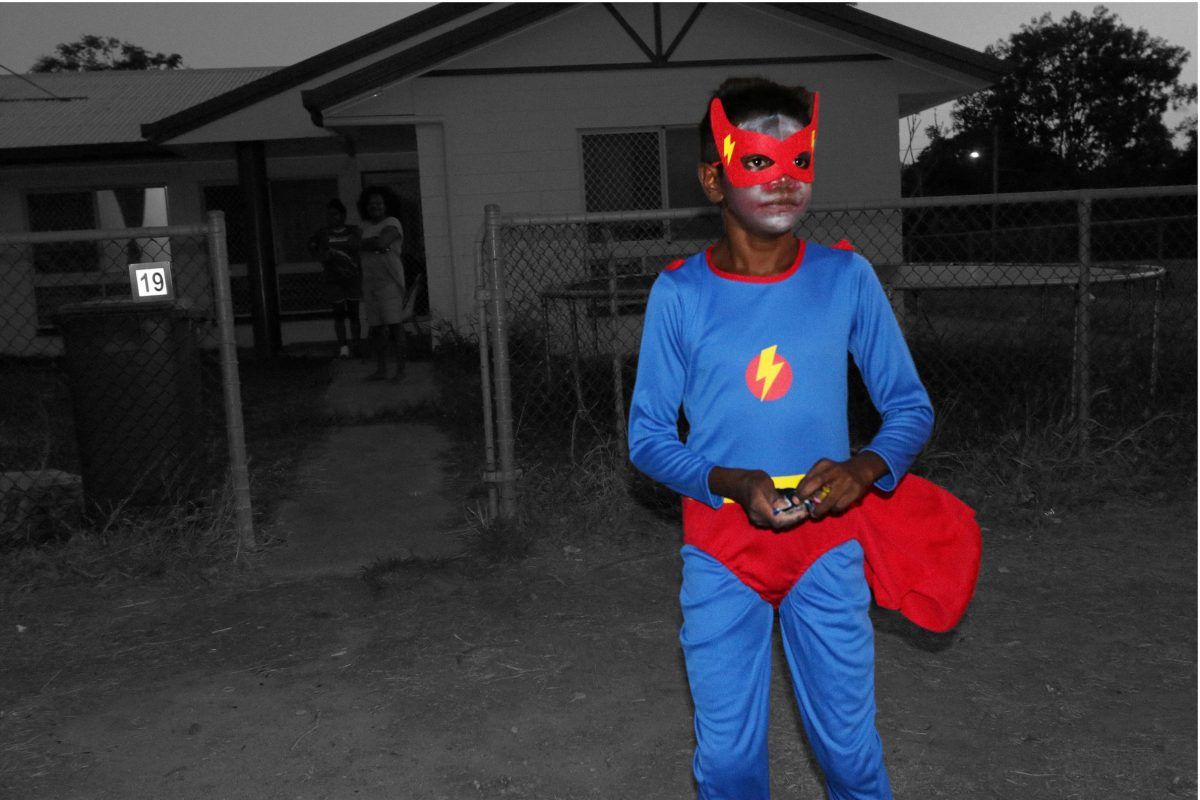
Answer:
[
  {"xmin": 848, "ymin": 256, "xmax": 935, "ymax": 490},
  {"xmin": 630, "ymin": 273, "xmax": 834, "ymax": 528},
  {"xmin": 627, "ymin": 277, "xmax": 723, "ymax": 508}
]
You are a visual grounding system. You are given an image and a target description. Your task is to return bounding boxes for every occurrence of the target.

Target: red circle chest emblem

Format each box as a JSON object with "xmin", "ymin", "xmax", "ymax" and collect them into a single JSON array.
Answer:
[{"xmin": 745, "ymin": 345, "xmax": 793, "ymax": 401}]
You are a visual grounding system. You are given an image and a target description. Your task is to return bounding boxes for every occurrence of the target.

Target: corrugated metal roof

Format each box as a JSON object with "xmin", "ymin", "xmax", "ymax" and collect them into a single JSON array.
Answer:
[{"xmin": 0, "ymin": 68, "xmax": 277, "ymax": 149}]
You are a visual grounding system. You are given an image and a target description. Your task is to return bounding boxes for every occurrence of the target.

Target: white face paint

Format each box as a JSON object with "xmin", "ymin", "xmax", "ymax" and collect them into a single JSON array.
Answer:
[{"xmin": 720, "ymin": 113, "xmax": 813, "ymax": 237}]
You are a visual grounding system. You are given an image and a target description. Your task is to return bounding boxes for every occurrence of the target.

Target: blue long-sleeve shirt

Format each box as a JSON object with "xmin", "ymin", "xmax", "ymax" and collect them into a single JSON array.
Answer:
[{"xmin": 628, "ymin": 241, "xmax": 933, "ymax": 509}]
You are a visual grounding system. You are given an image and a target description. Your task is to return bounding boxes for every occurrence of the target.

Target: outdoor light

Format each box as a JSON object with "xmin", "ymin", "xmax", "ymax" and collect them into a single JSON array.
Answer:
[{"xmin": 969, "ymin": 150, "xmax": 982, "ymax": 160}]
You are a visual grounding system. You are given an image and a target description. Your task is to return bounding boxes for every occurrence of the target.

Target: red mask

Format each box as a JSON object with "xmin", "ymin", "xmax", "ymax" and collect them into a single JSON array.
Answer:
[{"xmin": 709, "ymin": 93, "xmax": 820, "ymax": 187}]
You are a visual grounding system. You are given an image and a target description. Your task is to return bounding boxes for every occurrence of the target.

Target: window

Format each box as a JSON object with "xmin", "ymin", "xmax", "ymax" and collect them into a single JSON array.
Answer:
[
  {"xmin": 580, "ymin": 126, "xmax": 714, "ymax": 241},
  {"xmin": 203, "ymin": 178, "xmax": 340, "ymax": 316},
  {"xmin": 202, "ymin": 185, "xmax": 249, "ymax": 266},
  {"xmin": 26, "ymin": 187, "xmax": 169, "ymax": 326},
  {"xmin": 27, "ymin": 187, "xmax": 169, "ymax": 274},
  {"xmin": 203, "ymin": 178, "xmax": 339, "ymax": 266},
  {"xmin": 270, "ymin": 178, "xmax": 339, "ymax": 264},
  {"xmin": 582, "ymin": 130, "xmax": 663, "ymax": 214}
]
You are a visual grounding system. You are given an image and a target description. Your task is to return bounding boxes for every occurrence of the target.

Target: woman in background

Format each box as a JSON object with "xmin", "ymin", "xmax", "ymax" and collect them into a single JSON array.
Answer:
[{"xmin": 356, "ymin": 186, "xmax": 407, "ymax": 381}]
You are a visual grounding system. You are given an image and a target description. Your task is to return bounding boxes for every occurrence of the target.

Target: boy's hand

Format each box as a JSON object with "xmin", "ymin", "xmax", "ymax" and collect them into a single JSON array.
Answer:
[
  {"xmin": 792, "ymin": 452, "xmax": 889, "ymax": 521},
  {"xmin": 708, "ymin": 467, "xmax": 806, "ymax": 531}
]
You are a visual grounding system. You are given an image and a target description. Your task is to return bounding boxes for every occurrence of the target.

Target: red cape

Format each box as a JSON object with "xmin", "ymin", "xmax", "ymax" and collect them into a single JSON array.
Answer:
[{"xmin": 682, "ymin": 474, "xmax": 982, "ymax": 632}]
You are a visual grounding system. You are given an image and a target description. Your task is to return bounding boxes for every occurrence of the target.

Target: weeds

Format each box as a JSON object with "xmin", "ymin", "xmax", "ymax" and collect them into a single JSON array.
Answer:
[
  {"xmin": 0, "ymin": 479, "xmax": 243, "ymax": 595},
  {"xmin": 0, "ymin": 352, "xmax": 334, "ymax": 593},
  {"xmin": 360, "ymin": 552, "xmax": 467, "ymax": 597},
  {"xmin": 921, "ymin": 410, "xmax": 1195, "ymax": 529},
  {"xmin": 461, "ymin": 501, "xmax": 537, "ymax": 563}
]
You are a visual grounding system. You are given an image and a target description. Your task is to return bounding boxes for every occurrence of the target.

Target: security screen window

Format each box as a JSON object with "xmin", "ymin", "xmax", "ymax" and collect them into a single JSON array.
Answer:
[
  {"xmin": 26, "ymin": 186, "xmax": 169, "ymax": 325},
  {"xmin": 203, "ymin": 178, "xmax": 340, "ymax": 315},
  {"xmin": 581, "ymin": 126, "xmax": 717, "ymax": 242}
]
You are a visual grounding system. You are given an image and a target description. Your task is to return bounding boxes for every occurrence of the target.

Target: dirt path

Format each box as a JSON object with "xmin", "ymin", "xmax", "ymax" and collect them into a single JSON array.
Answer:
[{"xmin": 1, "ymin": 492, "xmax": 1194, "ymax": 799}]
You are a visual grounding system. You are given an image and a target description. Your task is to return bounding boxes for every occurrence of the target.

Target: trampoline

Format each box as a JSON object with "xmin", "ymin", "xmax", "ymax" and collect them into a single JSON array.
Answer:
[
  {"xmin": 538, "ymin": 263, "xmax": 1169, "ymax": 438},
  {"xmin": 886, "ymin": 262, "xmax": 1166, "ymax": 290}
]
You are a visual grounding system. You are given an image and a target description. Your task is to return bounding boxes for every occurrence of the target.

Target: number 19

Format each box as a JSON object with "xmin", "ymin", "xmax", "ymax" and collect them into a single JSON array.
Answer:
[{"xmin": 138, "ymin": 270, "xmax": 165, "ymax": 295}]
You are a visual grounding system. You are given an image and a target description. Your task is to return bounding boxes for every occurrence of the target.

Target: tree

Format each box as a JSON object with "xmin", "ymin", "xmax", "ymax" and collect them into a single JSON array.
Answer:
[
  {"xmin": 951, "ymin": 6, "xmax": 1195, "ymax": 186},
  {"xmin": 30, "ymin": 34, "xmax": 184, "ymax": 72},
  {"xmin": 902, "ymin": 122, "xmax": 1072, "ymax": 197}
]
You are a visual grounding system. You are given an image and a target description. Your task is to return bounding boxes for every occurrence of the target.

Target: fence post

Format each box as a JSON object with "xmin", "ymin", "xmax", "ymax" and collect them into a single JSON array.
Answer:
[
  {"xmin": 205, "ymin": 211, "xmax": 256, "ymax": 551},
  {"xmin": 475, "ymin": 232, "xmax": 500, "ymax": 521},
  {"xmin": 483, "ymin": 205, "xmax": 519, "ymax": 520},
  {"xmin": 603, "ymin": 228, "xmax": 630, "ymax": 459},
  {"xmin": 1149, "ymin": 274, "xmax": 1164, "ymax": 406},
  {"xmin": 1073, "ymin": 198, "xmax": 1093, "ymax": 451}
]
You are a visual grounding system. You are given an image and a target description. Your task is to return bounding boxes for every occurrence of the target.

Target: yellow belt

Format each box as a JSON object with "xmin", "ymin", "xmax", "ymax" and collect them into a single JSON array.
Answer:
[{"xmin": 722, "ymin": 474, "xmax": 805, "ymax": 504}]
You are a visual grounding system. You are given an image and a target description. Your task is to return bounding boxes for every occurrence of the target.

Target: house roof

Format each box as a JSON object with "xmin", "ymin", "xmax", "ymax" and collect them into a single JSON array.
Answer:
[
  {"xmin": 771, "ymin": 3, "xmax": 1004, "ymax": 83},
  {"xmin": 299, "ymin": 2, "xmax": 1007, "ymax": 123},
  {"xmin": 0, "ymin": 2, "xmax": 1006, "ymax": 159},
  {"xmin": 300, "ymin": 3, "xmax": 568, "ymax": 122},
  {"xmin": 0, "ymin": 68, "xmax": 275, "ymax": 160},
  {"xmin": 140, "ymin": 2, "xmax": 486, "ymax": 143}
]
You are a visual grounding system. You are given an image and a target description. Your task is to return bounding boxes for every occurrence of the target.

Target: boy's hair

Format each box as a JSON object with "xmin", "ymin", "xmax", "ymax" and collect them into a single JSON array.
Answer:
[
  {"xmin": 699, "ymin": 77, "xmax": 814, "ymax": 164},
  {"xmin": 327, "ymin": 198, "xmax": 347, "ymax": 216}
]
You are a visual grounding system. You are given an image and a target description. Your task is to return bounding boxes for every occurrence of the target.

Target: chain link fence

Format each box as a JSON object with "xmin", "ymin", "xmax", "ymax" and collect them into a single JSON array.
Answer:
[
  {"xmin": 0, "ymin": 211, "xmax": 252, "ymax": 549},
  {"xmin": 479, "ymin": 186, "xmax": 1196, "ymax": 517}
]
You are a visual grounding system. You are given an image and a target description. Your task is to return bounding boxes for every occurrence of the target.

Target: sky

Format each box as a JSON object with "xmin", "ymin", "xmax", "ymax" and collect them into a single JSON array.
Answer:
[
  {"xmin": 1, "ymin": 1, "xmax": 1195, "ymax": 155},
  {"xmin": 857, "ymin": 2, "xmax": 1198, "ymax": 156}
]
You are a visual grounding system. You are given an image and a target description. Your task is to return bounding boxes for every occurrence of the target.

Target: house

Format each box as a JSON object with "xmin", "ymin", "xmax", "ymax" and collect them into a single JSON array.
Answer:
[{"xmin": 0, "ymin": 2, "xmax": 1005, "ymax": 357}]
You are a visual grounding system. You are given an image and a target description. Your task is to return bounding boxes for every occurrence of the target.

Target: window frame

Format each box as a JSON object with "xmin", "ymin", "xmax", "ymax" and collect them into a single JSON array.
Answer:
[{"xmin": 24, "ymin": 184, "xmax": 170, "ymax": 329}]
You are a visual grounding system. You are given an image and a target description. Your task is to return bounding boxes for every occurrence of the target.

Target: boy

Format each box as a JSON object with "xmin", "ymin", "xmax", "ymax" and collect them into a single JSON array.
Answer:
[
  {"xmin": 628, "ymin": 77, "xmax": 946, "ymax": 799},
  {"xmin": 307, "ymin": 198, "xmax": 363, "ymax": 359}
]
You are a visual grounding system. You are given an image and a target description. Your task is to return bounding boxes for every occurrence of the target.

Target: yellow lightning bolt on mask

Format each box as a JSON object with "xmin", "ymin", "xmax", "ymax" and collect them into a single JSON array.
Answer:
[
  {"xmin": 722, "ymin": 134, "xmax": 736, "ymax": 165},
  {"xmin": 755, "ymin": 345, "xmax": 784, "ymax": 401}
]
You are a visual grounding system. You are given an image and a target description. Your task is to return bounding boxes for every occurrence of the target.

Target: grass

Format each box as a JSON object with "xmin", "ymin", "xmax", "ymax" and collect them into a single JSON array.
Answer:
[
  {"xmin": 920, "ymin": 409, "xmax": 1195, "ymax": 530},
  {"xmin": 2, "ymin": 315, "xmax": 1194, "ymax": 595},
  {"xmin": 0, "ymin": 352, "xmax": 335, "ymax": 594},
  {"xmin": 1, "ymin": 485, "xmax": 241, "ymax": 593},
  {"xmin": 0, "ymin": 328, "xmax": 496, "ymax": 594}
]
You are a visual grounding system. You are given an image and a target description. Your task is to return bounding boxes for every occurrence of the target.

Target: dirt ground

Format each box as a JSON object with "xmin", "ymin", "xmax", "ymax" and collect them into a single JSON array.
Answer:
[{"xmin": 1, "ymin": 484, "xmax": 1194, "ymax": 799}]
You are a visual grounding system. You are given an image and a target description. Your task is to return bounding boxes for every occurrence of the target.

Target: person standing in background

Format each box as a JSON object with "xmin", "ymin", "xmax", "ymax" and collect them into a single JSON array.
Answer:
[
  {"xmin": 356, "ymin": 186, "xmax": 407, "ymax": 381},
  {"xmin": 307, "ymin": 198, "xmax": 362, "ymax": 359}
]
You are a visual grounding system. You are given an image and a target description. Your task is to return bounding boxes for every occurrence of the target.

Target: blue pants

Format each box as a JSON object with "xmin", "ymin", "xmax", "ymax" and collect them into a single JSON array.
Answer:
[{"xmin": 680, "ymin": 540, "xmax": 892, "ymax": 800}]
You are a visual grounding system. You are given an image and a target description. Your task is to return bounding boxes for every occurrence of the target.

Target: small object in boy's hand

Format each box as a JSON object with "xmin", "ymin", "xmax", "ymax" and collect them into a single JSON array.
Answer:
[
  {"xmin": 802, "ymin": 484, "xmax": 833, "ymax": 514},
  {"xmin": 774, "ymin": 484, "xmax": 832, "ymax": 516},
  {"xmin": 773, "ymin": 487, "xmax": 801, "ymax": 515}
]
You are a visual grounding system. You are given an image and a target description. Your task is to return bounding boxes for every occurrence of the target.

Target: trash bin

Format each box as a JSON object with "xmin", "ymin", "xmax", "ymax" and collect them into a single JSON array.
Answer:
[{"xmin": 55, "ymin": 298, "xmax": 204, "ymax": 510}]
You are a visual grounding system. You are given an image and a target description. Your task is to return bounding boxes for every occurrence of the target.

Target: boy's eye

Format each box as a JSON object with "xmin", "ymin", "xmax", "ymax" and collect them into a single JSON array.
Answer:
[
  {"xmin": 741, "ymin": 154, "xmax": 774, "ymax": 171},
  {"xmin": 794, "ymin": 152, "xmax": 811, "ymax": 169}
]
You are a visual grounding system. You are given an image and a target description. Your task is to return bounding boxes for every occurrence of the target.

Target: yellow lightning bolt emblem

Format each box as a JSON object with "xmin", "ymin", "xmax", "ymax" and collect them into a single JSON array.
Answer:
[
  {"xmin": 722, "ymin": 134, "xmax": 736, "ymax": 165},
  {"xmin": 755, "ymin": 345, "xmax": 784, "ymax": 401}
]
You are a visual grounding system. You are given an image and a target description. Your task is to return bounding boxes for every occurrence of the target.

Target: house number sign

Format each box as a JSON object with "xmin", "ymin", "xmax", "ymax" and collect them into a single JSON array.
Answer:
[{"xmin": 128, "ymin": 261, "xmax": 176, "ymax": 302}]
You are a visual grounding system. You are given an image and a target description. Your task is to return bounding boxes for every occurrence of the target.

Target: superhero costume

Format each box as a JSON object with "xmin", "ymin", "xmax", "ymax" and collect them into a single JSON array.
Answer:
[
  {"xmin": 628, "ymin": 239, "xmax": 979, "ymax": 625},
  {"xmin": 628, "ymin": 242, "xmax": 979, "ymax": 799}
]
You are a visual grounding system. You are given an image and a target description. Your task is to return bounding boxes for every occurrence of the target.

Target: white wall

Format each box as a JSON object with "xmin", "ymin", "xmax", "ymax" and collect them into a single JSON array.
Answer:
[{"xmin": 388, "ymin": 63, "xmax": 902, "ymax": 329}]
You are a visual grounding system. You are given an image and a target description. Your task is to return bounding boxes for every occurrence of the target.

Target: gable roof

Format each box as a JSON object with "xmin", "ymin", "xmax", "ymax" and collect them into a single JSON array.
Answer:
[
  {"xmin": 300, "ymin": 2, "xmax": 1006, "ymax": 123},
  {"xmin": 0, "ymin": 68, "xmax": 274, "ymax": 162},
  {"xmin": 140, "ymin": 2, "xmax": 486, "ymax": 143},
  {"xmin": 0, "ymin": 2, "xmax": 1007, "ymax": 160},
  {"xmin": 300, "ymin": 3, "xmax": 569, "ymax": 123}
]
